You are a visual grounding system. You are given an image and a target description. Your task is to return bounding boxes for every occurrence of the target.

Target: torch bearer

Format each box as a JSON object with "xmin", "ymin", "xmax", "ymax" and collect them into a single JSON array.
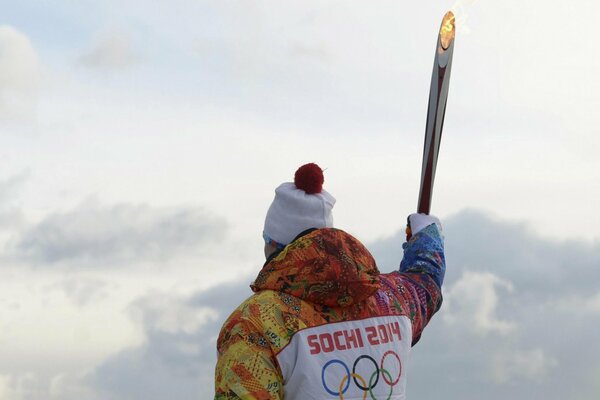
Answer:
[{"xmin": 417, "ymin": 11, "xmax": 456, "ymax": 215}]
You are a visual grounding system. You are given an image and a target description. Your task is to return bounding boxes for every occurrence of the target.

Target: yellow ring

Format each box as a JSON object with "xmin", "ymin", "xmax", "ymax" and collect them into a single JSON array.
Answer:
[{"xmin": 339, "ymin": 373, "xmax": 368, "ymax": 400}]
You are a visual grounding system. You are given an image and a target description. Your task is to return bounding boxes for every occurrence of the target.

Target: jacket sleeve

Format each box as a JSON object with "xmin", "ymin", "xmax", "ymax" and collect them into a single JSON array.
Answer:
[
  {"xmin": 398, "ymin": 222, "xmax": 445, "ymax": 345},
  {"xmin": 215, "ymin": 306, "xmax": 283, "ymax": 400}
]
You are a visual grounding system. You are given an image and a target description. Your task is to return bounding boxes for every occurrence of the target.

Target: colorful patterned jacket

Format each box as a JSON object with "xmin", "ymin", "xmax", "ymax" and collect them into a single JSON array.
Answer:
[{"xmin": 215, "ymin": 223, "xmax": 445, "ymax": 399}]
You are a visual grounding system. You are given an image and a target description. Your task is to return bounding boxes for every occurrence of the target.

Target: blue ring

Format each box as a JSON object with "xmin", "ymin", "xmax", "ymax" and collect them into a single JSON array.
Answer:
[{"xmin": 321, "ymin": 359, "xmax": 350, "ymax": 396}]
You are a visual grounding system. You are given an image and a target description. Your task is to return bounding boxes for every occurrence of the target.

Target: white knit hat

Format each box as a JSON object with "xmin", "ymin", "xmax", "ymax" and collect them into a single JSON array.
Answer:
[{"xmin": 263, "ymin": 163, "xmax": 336, "ymax": 246}]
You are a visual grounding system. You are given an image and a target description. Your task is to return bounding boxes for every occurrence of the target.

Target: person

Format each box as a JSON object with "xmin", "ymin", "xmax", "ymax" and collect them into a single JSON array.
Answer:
[{"xmin": 214, "ymin": 163, "xmax": 445, "ymax": 400}]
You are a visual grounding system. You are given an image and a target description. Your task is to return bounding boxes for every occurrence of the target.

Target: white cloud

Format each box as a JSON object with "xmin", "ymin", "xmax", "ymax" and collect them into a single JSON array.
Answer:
[
  {"xmin": 10, "ymin": 201, "xmax": 227, "ymax": 266},
  {"xmin": 0, "ymin": 371, "xmax": 104, "ymax": 400},
  {"xmin": 554, "ymin": 291, "xmax": 600, "ymax": 317},
  {"xmin": 0, "ymin": 372, "xmax": 44, "ymax": 400},
  {"xmin": 53, "ymin": 277, "xmax": 112, "ymax": 307},
  {"xmin": 128, "ymin": 291, "xmax": 219, "ymax": 335},
  {"xmin": 85, "ymin": 280, "xmax": 251, "ymax": 400},
  {"xmin": 491, "ymin": 348, "xmax": 558, "ymax": 384},
  {"xmin": 578, "ymin": 292, "xmax": 600, "ymax": 315},
  {"xmin": 49, "ymin": 372, "xmax": 104, "ymax": 400},
  {"xmin": 0, "ymin": 173, "xmax": 27, "ymax": 232},
  {"xmin": 0, "ymin": 27, "xmax": 40, "ymax": 91},
  {"xmin": 0, "ymin": 26, "xmax": 41, "ymax": 122},
  {"xmin": 79, "ymin": 32, "xmax": 139, "ymax": 69},
  {"xmin": 443, "ymin": 271, "xmax": 516, "ymax": 336}
]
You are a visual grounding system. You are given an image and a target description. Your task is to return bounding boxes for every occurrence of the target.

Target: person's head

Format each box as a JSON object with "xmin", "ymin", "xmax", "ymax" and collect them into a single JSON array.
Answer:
[{"xmin": 263, "ymin": 163, "xmax": 336, "ymax": 259}]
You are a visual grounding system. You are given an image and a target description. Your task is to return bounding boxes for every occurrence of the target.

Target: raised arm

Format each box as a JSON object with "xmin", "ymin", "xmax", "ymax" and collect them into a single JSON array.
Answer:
[{"xmin": 397, "ymin": 213, "xmax": 445, "ymax": 344}]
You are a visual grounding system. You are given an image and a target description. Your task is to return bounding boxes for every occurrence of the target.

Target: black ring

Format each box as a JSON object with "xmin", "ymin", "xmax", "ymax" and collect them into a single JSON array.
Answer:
[{"xmin": 352, "ymin": 355, "xmax": 379, "ymax": 390}]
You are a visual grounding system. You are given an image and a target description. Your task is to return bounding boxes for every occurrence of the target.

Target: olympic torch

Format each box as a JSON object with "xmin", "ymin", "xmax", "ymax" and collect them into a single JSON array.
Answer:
[{"xmin": 417, "ymin": 11, "xmax": 456, "ymax": 215}]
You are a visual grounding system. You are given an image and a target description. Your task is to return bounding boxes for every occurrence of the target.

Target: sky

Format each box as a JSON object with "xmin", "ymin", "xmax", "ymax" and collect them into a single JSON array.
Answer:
[{"xmin": 0, "ymin": 0, "xmax": 599, "ymax": 399}]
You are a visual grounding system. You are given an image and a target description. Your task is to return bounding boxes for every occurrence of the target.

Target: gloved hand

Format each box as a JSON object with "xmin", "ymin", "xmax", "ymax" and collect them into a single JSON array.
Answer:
[{"xmin": 405, "ymin": 213, "xmax": 442, "ymax": 241}]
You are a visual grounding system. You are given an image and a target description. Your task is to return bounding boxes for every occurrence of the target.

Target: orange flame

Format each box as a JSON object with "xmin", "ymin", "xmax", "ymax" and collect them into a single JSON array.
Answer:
[{"xmin": 439, "ymin": 11, "xmax": 456, "ymax": 50}]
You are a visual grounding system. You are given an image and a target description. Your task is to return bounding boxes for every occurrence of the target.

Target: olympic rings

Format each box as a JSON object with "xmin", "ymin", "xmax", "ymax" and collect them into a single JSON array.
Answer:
[
  {"xmin": 353, "ymin": 355, "xmax": 379, "ymax": 390},
  {"xmin": 322, "ymin": 359, "xmax": 350, "ymax": 396},
  {"xmin": 339, "ymin": 373, "xmax": 367, "ymax": 400},
  {"xmin": 369, "ymin": 369, "xmax": 393, "ymax": 400},
  {"xmin": 321, "ymin": 351, "xmax": 402, "ymax": 399}
]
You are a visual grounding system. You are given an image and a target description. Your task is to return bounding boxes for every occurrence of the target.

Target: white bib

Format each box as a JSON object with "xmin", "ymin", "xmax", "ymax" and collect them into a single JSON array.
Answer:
[{"xmin": 277, "ymin": 315, "xmax": 412, "ymax": 400}]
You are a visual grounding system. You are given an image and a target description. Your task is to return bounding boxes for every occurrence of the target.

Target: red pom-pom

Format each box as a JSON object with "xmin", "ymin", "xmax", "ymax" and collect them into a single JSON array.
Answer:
[{"xmin": 294, "ymin": 163, "xmax": 324, "ymax": 194}]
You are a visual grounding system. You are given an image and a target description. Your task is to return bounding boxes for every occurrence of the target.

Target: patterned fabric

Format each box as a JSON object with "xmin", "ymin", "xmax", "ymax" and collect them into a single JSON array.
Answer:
[
  {"xmin": 215, "ymin": 224, "xmax": 445, "ymax": 399},
  {"xmin": 252, "ymin": 228, "xmax": 380, "ymax": 307}
]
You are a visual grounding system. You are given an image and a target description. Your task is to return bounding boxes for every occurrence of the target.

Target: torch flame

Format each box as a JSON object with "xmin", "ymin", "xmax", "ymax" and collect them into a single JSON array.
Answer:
[{"xmin": 439, "ymin": 11, "xmax": 456, "ymax": 50}]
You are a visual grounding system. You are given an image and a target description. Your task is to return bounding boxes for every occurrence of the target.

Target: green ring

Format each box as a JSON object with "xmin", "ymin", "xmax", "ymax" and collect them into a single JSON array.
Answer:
[{"xmin": 368, "ymin": 368, "xmax": 393, "ymax": 400}]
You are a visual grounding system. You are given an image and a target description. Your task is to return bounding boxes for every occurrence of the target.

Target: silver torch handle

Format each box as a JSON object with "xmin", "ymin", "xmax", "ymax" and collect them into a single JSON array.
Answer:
[{"xmin": 417, "ymin": 11, "xmax": 456, "ymax": 215}]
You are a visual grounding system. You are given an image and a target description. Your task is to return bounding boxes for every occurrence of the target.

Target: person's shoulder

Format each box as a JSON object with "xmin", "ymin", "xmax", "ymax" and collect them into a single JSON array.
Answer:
[
  {"xmin": 217, "ymin": 290, "xmax": 306, "ymax": 354},
  {"xmin": 236, "ymin": 289, "xmax": 288, "ymax": 315},
  {"xmin": 219, "ymin": 290, "xmax": 289, "ymax": 332},
  {"xmin": 217, "ymin": 290, "xmax": 275, "ymax": 350}
]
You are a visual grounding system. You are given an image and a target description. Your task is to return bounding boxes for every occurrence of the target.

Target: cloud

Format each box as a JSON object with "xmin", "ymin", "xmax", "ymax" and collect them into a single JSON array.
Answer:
[
  {"xmin": 128, "ymin": 291, "xmax": 219, "ymax": 336},
  {"xmin": 0, "ymin": 272, "xmax": 252, "ymax": 400},
  {"xmin": 0, "ymin": 371, "xmax": 103, "ymax": 400},
  {"xmin": 0, "ymin": 373, "xmax": 37, "ymax": 400},
  {"xmin": 0, "ymin": 174, "xmax": 26, "ymax": 203},
  {"xmin": 79, "ymin": 32, "xmax": 139, "ymax": 70},
  {"xmin": 49, "ymin": 372, "xmax": 105, "ymax": 400},
  {"xmin": 491, "ymin": 348, "xmax": 557, "ymax": 384},
  {"xmin": 443, "ymin": 271, "xmax": 516, "ymax": 336},
  {"xmin": 433, "ymin": 209, "xmax": 600, "ymax": 296},
  {"xmin": 0, "ymin": 27, "xmax": 40, "ymax": 92},
  {"xmin": 0, "ymin": 372, "xmax": 83, "ymax": 400},
  {"xmin": 0, "ymin": 173, "xmax": 27, "ymax": 231},
  {"xmin": 86, "ymin": 279, "xmax": 251, "ymax": 400},
  {"xmin": 52, "ymin": 277, "xmax": 112, "ymax": 307},
  {"xmin": 10, "ymin": 201, "xmax": 227, "ymax": 266},
  {"xmin": 187, "ymin": 1, "xmax": 427, "ymax": 130},
  {"xmin": 553, "ymin": 291, "xmax": 600, "ymax": 317},
  {"xmin": 0, "ymin": 26, "xmax": 41, "ymax": 122}
]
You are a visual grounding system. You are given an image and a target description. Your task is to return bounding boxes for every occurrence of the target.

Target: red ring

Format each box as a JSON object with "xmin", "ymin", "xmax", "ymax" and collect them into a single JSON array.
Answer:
[{"xmin": 380, "ymin": 350, "xmax": 402, "ymax": 386}]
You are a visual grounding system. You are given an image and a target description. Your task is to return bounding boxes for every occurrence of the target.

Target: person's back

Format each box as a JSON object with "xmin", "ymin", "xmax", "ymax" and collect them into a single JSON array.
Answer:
[{"xmin": 214, "ymin": 164, "xmax": 445, "ymax": 399}]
